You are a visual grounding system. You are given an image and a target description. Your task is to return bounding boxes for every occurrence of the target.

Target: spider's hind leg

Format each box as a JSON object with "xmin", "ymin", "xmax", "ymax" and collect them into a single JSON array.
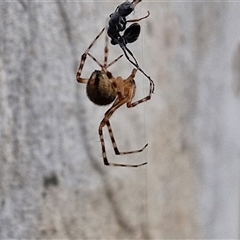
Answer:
[
  {"xmin": 98, "ymin": 92, "xmax": 148, "ymax": 167},
  {"xmin": 106, "ymin": 121, "xmax": 148, "ymax": 155},
  {"xmin": 99, "ymin": 119, "xmax": 147, "ymax": 167}
]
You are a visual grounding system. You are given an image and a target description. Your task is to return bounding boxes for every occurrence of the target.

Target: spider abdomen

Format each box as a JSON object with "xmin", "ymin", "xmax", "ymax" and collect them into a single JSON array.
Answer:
[{"xmin": 87, "ymin": 70, "xmax": 117, "ymax": 106}]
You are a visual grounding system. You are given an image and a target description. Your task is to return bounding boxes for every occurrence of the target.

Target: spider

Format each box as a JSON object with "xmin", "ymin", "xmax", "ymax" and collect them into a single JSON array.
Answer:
[{"xmin": 76, "ymin": 28, "xmax": 152, "ymax": 167}]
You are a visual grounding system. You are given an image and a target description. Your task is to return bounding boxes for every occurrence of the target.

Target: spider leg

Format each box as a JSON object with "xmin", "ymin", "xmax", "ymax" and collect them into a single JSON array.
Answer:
[
  {"xmin": 107, "ymin": 54, "xmax": 124, "ymax": 68},
  {"xmin": 126, "ymin": 11, "xmax": 150, "ymax": 23},
  {"xmin": 103, "ymin": 27, "xmax": 109, "ymax": 69},
  {"xmin": 87, "ymin": 53, "xmax": 124, "ymax": 70},
  {"xmin": 106, "ymin": 120, "xmax": 148, "ymax": 155},
  {"xmin": 98, "ymin": 92, "xmax": 147, "ymax": 167},
  {"xmin": 76, "ymin": 28, "xmax": 105, "ymax": 83},
  {"xmin": 126, "ymin": 68, "xmax": 152, "ymax": 107},
  {"xmin": 87, "ymin": 52, "xmax": 104, "ymax": 68}
]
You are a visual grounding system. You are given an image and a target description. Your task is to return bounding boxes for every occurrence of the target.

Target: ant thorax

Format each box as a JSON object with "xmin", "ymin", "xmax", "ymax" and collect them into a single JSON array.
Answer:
[{"xmin": 86, "ymin": 70, "xmax": 117, "ymax": 106}]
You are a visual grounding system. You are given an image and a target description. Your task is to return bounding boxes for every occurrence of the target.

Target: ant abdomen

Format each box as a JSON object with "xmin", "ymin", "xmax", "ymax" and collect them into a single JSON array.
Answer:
[
  {"xmin": 87, "ymin": 70, "xmax": 117, "ymax": 106},
  {"xmin": 122, "ymin": 23, "xmax": 141, "ymax": 44}
]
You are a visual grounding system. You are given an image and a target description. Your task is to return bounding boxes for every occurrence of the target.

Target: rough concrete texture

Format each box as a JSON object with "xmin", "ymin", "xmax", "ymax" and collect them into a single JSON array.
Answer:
[{"xmin": 0, "ymin": 1, "xmax": 240, "ymax": 239}]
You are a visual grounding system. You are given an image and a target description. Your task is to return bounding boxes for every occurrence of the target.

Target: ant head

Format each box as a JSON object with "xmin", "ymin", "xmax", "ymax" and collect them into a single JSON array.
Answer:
[
  {"xmin": 122, "ymin": 23, "xmax": 141, "ymax": 44},
  {"xmin": 117, "ymin": 1, "xmax": 134, "ymax": 17}
]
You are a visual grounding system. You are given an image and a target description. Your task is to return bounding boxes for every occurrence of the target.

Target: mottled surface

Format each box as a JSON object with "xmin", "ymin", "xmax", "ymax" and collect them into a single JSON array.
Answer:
[{"xmin": 0, "ymin": 1, "xmax": 240, "ymax": 239}]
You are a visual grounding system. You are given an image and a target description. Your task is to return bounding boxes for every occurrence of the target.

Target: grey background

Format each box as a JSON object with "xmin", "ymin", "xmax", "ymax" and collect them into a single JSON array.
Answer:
[{"xmin": 0, "ymin": 1, "xmax": 240, "ymax": 239}]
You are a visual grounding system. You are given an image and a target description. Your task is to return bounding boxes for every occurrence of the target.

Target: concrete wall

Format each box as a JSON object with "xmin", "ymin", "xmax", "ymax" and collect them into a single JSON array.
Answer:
[{"xmin": 0, "ymin": 1, "xmax": 239, "ymax": 239}]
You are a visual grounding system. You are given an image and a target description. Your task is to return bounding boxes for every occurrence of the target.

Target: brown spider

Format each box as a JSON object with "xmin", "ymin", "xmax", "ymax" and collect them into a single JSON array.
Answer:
[{"xmin": 76, "ymin": 28, "xmax": 152, "ymax": 167}]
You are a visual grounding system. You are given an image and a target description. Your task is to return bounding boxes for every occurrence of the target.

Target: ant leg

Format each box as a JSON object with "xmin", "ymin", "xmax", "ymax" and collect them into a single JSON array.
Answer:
[
  {"xmin": 127, "ymin": 11, "xmax": 150, "ymax": 23},
  {"xmin": 131, "ymin": 0, "xmax": 142, "ymax": 8},
  {"xmin": 120, "ymin": 44, "xmax": 155, "ymax": 94},
  {"xmin": 121, "ymin": 44, "xmax": 139, "ymax": 66}
]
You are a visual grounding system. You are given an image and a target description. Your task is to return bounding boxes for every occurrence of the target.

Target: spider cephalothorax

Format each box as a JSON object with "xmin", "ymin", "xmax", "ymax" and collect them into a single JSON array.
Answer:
[{"xmin": 76, "ymin": 28, "xmax": 152, "ymax": 167}]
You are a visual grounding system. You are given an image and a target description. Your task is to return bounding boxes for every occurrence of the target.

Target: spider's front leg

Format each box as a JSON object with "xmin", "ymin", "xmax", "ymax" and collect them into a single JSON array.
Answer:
[{"xmin": 76, "ymin": 28, "xmax": 105, "ymax": 84}]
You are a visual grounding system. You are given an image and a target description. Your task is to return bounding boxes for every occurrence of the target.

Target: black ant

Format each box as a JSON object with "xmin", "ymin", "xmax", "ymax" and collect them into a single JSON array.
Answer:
[{"xmin": 107, "ymin": 0, "xmax": 155, "ymax": 93}]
